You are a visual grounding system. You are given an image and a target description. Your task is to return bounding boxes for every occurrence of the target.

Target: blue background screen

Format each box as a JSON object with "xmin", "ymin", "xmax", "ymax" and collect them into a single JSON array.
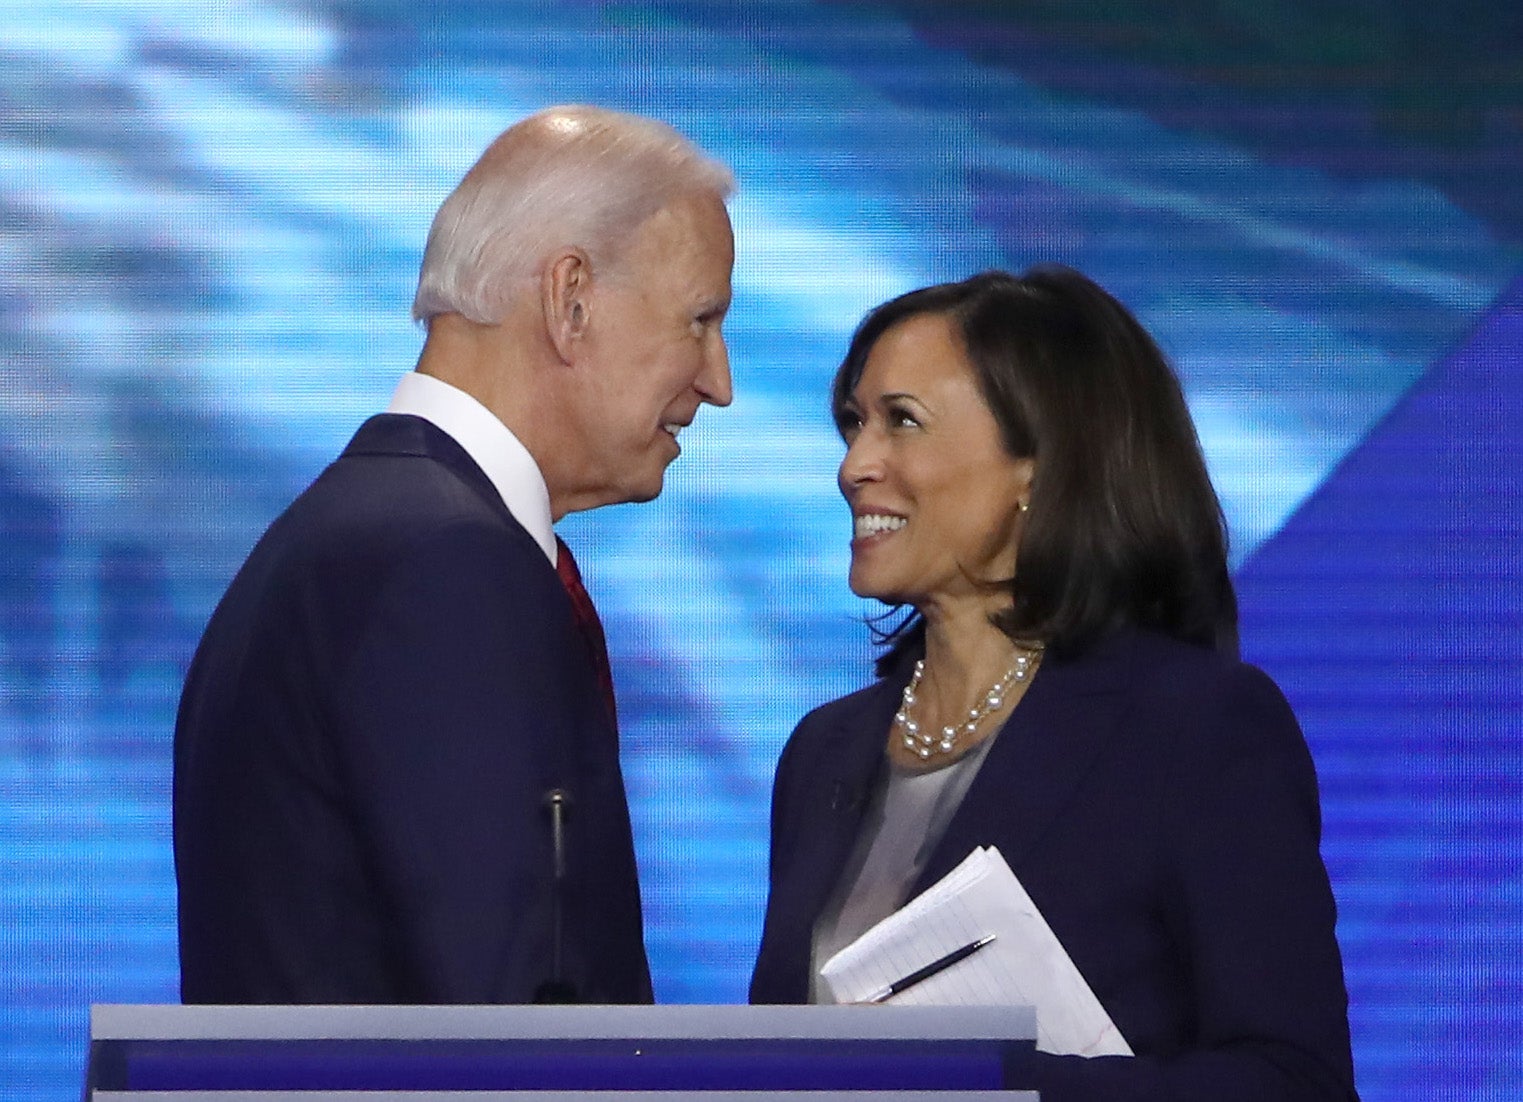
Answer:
[{"xmin": 2, "ymin": 2, "xmax": 1519, "ymax": 1098}]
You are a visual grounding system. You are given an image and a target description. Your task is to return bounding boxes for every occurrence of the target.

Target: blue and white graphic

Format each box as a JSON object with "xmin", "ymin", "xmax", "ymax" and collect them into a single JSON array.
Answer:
[{"xmin": 2, "ymin": 3, "xmax": 1519, "ymax": 1098}]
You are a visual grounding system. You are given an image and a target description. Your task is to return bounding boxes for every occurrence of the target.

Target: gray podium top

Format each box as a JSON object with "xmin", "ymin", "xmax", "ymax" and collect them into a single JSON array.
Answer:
[
  {"xmin": 87, "ymin": 1004, "xmax": 1038, "ymax": 1100},
  {"xmin": 91, "ymin": 1002, "xmax": 1035, "ymax": 1042}
]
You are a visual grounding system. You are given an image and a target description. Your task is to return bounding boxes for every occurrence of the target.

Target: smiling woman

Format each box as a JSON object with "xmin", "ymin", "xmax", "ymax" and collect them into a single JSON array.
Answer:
[
  {"xmin": 834, "ymin": 310, "xmax": 1034, "ymax": 621},
  {"xmin": 751, "ymin": 267, "xmax": 1360, "ymax": 1102},
  {"xmin": 831, "ymin": 267, "xmax": 1235, "ymax": 662}
]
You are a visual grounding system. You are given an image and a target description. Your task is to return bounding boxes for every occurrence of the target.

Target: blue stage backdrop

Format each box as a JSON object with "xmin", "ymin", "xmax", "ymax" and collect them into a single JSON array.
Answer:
[{"xmin": 1, "ymin": 2, "xmax": 1519, "ymax": 1099}]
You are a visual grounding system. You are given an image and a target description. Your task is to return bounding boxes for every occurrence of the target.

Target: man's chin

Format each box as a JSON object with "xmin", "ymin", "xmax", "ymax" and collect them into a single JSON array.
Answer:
[
  {"xmin": 603, "ymin": 456, "xmax": 669, "ymax": 507},
  {"xmin": 621, "ymin": 471, "xmax": 665, "ymax": 505}
]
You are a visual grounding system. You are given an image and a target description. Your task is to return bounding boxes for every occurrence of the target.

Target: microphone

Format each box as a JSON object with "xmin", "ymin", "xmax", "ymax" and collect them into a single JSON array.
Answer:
[
  {"xmin": 545, "ymin": 787, "xmax": 571, "ymax": 882},
  {"xmin": 830, "ymin": 780, "xmax": 861, "ymax": 814},
  {"xmin": 533, "ymin": 788, "xmax": 578, "ymax": 1004}
]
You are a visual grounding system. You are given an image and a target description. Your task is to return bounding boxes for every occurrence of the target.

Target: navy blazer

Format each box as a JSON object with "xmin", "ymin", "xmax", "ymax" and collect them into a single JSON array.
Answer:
[
  {"xmin": 750, "ymin": 629, "xmax": 1358, "ymax": 1101},
  {"xmin": 174, "ymin": 414, "xmax": 652, "ymax": 1004}
]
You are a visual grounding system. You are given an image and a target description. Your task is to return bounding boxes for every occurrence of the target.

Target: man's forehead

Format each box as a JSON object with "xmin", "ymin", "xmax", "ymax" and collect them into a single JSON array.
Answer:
[
  {"xmin": 638, "ymin": 193, "xmax": 731, "ymax": 249},
  {"xmin": 617, "ymin": 194, "xmax": 733, "ymax": 288}
]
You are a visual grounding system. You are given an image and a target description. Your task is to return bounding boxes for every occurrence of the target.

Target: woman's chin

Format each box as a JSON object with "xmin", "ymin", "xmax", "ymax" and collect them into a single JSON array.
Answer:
[{"xmin": 848, "ymin": 572, "xmax": 904, "ymax": 605}]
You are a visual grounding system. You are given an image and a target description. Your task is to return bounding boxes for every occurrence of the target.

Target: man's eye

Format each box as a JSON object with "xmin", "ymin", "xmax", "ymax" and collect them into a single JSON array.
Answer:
[{"xmin": 691, "ymin": 309, "xmax": 724, "ymax": 336}]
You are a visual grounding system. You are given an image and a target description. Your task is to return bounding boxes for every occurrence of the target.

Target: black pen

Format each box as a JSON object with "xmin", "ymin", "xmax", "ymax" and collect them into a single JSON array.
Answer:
[{"xmin": 863, "ymin": 934, "xmax": 997, "ymax": 1004}]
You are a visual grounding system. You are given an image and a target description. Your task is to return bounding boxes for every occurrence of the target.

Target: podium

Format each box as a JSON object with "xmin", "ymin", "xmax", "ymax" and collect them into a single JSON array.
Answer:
[{"xmin": 86, "ymin": 1003, "xmax": 1037, "ymax": 1098}]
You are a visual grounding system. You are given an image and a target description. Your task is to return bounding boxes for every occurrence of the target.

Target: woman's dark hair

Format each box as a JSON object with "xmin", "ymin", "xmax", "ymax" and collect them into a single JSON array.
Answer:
[{"xmin": 832, "ymin": 266, "xmax": 1237, "ymax": 666}]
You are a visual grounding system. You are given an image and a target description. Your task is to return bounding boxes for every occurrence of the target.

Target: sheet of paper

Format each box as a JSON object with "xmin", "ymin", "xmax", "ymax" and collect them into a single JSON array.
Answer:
[{"xmin": 818, "ymin": 846, "xmax": 1133, "ymax": 1058}]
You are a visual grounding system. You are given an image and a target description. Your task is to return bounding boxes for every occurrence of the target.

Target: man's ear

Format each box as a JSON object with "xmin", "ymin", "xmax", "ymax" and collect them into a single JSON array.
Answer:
[{"xmin": 542, "ymin": 248, "xmax": 593, "ymax": 363}]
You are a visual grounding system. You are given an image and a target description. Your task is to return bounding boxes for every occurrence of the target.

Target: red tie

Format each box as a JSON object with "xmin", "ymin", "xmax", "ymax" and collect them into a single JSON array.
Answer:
[{"xmin": 554, "ymin": 536, "xmax": 617, "ymax": 727}]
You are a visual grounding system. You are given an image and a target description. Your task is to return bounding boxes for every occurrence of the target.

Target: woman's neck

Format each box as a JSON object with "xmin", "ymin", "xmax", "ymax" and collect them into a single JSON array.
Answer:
[
  {"xmin": 887, "ymin": 604, "xmax": 1041, "ymax": 770},
  {"xmin": 917, "ymin": 605, "xmax": 1025, "ymax": 713}
]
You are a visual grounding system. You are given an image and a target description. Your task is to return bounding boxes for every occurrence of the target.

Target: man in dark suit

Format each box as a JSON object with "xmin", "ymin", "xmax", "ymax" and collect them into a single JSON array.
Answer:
[{"xmin": 173, "ymin": 105, "xmax": 735, "ymax": 1003}]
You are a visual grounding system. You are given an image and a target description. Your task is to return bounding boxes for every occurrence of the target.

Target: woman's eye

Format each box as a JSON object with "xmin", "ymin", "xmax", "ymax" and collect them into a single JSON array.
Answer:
[{"xmin": 888, "ymin": 406, "xmax": 921, "ymax": 429}]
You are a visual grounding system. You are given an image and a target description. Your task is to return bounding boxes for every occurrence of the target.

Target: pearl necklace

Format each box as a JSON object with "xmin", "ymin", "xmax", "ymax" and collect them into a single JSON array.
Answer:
[{"xmin": 894, "ymin": 648, "xmax": 1039, "ymax": 760}]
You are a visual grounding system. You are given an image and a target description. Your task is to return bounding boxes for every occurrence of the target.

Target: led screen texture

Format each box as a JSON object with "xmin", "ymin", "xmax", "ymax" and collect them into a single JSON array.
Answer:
[{"xmin": 2, "ymin": 2, "xmax": 1520, "ymax": 1099}]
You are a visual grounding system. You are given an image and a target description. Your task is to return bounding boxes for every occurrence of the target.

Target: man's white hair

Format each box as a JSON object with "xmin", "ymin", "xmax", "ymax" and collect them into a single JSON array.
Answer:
[{"xmin": 412, "ymin": 105, "xmax": 735, "ymax": 325}]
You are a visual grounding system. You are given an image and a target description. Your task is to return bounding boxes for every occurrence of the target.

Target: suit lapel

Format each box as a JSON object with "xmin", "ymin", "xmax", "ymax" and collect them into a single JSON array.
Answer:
[{"xmin": 911, "ymin": 632, "xmax": 1139, "ymax": 895}]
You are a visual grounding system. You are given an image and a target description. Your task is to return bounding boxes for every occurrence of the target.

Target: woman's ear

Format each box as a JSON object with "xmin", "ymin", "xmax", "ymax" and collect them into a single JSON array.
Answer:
[
  {"xmin": 1014, "ymin": 457, "xmax": 1036, "ymax": 511},
  {"xmin": 542, "ymin": 247, "xmax": 593, "ymax": 362}
]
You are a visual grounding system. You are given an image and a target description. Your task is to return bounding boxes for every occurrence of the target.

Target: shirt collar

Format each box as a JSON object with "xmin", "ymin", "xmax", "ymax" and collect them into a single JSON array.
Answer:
[{"xmin": 386, "ymin": 371, "xmax": 556, "ymax": 565}]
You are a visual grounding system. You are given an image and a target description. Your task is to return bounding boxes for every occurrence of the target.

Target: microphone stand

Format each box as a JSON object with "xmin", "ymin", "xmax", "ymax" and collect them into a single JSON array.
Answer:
[{"xmin": 533, "ymin": 788, "xmax": 578, "ymax": 1003}]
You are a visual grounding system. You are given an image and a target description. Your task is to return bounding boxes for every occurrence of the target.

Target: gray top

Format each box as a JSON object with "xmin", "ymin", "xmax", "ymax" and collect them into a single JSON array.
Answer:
[{"xmin": 808, "ymin": 735, "xmax": 998, "ymax": 1003}]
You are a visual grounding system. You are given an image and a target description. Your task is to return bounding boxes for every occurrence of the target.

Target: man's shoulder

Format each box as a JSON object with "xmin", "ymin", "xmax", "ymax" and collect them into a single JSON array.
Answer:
[
  {"xmin": 225, "ymin": 419, "xmax": 549, "ymax": 614},
  {"xmin": 327, "ymin": 415, "xmax": 495, "ymax": 496},
  {"xmin": 339, "ymin": 412, "xmax": 452, "ymax": 459},
  {"xmin": 281, "ymin": 416, "xmax": 521, "ymax": 540}
]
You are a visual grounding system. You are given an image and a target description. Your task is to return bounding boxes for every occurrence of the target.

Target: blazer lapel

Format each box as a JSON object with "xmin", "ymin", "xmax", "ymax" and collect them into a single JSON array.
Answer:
[
  {"xmin": 911, "ymin": 632, "xmax": 1139, "ymax": 894},
  {"xmin": 790, "ymin": 676, "xmax": 903, "ymax": 929}
]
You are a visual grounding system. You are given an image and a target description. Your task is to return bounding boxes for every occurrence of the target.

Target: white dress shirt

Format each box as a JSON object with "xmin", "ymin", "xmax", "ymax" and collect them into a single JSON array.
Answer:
[{"xmin": 386, "ymin": 371, "xmax": 556, "ymax": 565}]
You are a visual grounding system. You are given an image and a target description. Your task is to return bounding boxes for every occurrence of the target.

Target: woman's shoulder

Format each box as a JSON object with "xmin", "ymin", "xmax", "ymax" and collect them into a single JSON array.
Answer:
[
  {"xmin": 1111, "ymin": 626, "xmax": 1283, "ymax": 692},
  {"xmin": 1059, "ymin": 628, "xmax": 1297, "ymax": 743},
  {"xmin": 793, "ymin": 675, "xmax": 902, "ymax": 734},
  {"xmin": 770, "ymin": 675, "xmax": 900, "ymax": 794},
  {"xmin": 1106, "ymin": 629, "xmax": 1308, "ymax": 768}
]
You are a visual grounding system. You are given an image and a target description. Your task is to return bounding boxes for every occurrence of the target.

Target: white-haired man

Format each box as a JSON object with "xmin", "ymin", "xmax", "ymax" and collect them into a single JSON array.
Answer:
[{"xmin": 174, "ymin": 106, "xmax": 734, "ymax": 1003}]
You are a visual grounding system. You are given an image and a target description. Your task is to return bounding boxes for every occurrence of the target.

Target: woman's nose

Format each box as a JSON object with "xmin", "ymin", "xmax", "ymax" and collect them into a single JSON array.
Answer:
[{"xmin": 838, "ymin": 433, "xmax": 883, "ymax": 494}]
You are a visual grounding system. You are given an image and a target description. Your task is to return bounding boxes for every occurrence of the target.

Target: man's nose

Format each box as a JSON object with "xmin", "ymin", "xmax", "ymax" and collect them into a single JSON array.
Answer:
[{"xmin": 698, "ymin": 333, "xmax": 733, "ymax": 407}]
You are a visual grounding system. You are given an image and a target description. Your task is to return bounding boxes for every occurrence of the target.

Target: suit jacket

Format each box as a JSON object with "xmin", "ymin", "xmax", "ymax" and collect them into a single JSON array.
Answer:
[
  {"xmin": 750, "ymin": 629, "xmax": 1358, "ymax": 1102},
  {"xmin": 174, "ymin": 414, "xmax": 652, "ymax": 1004}
]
